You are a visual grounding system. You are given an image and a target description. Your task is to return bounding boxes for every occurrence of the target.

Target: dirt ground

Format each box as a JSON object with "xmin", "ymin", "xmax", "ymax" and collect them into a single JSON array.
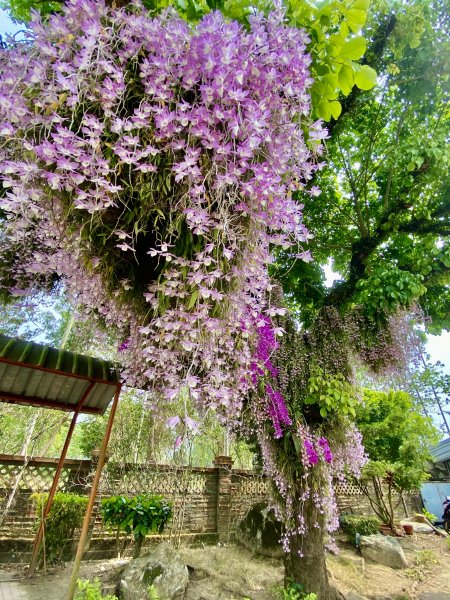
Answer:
[
  {"xmin": 328, "ymin": 534, "xmax": 450, "ymax": 600},
  {"xmin": 0, "ymin": 533, "xmax": 449, "ymax": 600}
]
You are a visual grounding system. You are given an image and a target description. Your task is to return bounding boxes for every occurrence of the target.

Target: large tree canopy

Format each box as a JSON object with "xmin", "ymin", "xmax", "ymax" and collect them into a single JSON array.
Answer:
[{"xmin": 276, "ymin": 0, "xmax": 450, "ymax": 338}]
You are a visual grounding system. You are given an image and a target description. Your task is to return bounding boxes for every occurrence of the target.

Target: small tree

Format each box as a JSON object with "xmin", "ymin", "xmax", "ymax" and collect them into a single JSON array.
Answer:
[
  {"xmin": 31, "ymin": 492, "xmax": 88, "ymax": 565},
  {"xmin": 101, "ymin": 495, "xmax": 172, "ymax": 558},
  {"xmin": 355, "ymin": 389, "xmax": 439, "ymax": 529}
]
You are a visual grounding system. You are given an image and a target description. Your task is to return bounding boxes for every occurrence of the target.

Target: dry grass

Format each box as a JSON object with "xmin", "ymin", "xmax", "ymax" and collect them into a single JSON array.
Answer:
[{"xmin": 0, "ymin": 533, "xmax": 449, "ymax": 600}]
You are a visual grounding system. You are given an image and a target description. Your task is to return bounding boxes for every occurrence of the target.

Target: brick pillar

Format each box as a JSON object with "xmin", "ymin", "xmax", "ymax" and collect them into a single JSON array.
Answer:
[{"xmin": 214, "ymin": 456, "xmax": 233, "ymax": 543}]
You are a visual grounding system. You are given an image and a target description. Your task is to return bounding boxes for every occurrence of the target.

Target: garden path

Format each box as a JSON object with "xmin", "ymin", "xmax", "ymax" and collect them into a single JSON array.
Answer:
[{"xmin": 0, "ymin": 570, "xmax": 29, "ymax": 600}]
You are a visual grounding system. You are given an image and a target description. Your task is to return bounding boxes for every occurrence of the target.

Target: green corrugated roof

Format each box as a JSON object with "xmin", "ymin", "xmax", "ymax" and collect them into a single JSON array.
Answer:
[
  {"xmin": 0, "ymin": 334, "xmax": 121, "ymax": 414},
  {"xmin": 0, "ymin": 335, "xmax": 119, "ymax": 383}
]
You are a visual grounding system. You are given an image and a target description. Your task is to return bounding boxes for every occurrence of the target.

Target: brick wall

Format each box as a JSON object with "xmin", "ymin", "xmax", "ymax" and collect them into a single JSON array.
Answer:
[{"xmin": 0, "ymin": 455, "xmax": 422, "ymax": 562}]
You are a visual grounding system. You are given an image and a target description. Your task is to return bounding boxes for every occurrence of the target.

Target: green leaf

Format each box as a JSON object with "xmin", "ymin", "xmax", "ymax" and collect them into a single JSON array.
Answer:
[
  {"xmin": 347, "ymin": 9, "xmax": 366, "ymax": 33},
  {"xmin": 352, "ymin": 0, "xmax": 369, "ymax": 8},
  {"xmin": 409, "ymin": 36, "xmax": 421, "ymax": 49},
  {"xmin": 354, "ymin": 65, "xmax": 377, "ymax": 90},
  {"xmin": 339, "ymin": 37, "xmax": 367, "ymax": 60},
  {"xmin": 339, "ymin": 22, "xmax": 349, "ymax": 38},
  {"xmin": 338, "ymin": 64, "xmax": 354, "ymax": 96},
  {"xmin": 322, "ymin": 73, "xmax": 339, "ymax": 96},
  {"xmin": 187, "ymin": 289, "xmax": 199, "ymax": 309},
  {"xmin": 316, "ymin": 99, "xmax": 332, "ymax": 121},
  {"xmin": 329, "ymin": 100, "xmax": 342, "ymax": 120},
  {"xmin": 292, "ymin": 432, "xmax": 301, "ymax": 455},
  {"xmin": 320, "ymin": 407, "xmax": 328, "ymax": 418}
]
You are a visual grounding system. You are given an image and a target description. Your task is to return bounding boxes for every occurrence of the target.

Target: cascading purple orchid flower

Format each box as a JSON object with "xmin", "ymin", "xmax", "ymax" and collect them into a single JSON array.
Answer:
[{"xmin": 0, "ymin": 0, "xmax": 327, "ymax": 422}]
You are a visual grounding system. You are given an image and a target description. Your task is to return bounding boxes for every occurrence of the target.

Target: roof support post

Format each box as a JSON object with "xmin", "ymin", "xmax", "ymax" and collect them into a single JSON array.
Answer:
[
  {"xmin": 66, "ymin": 385, "xmax": 121, "ymax": 600},
  {"xmin": 28, "ymin": 382, "xmax": 95, "ymax": 577}
]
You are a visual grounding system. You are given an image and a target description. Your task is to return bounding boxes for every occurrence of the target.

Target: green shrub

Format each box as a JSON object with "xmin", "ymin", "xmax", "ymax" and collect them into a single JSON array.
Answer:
[
  {"xmin": 278, "ymin": 582, "xmax": 318, "ymax": 600},
  {"xmin": 75, "ymin": 578, "xmax": 118, "ymax": 600},
  {"xmin": 31, "ymin": 492, "xmax": 88, "ymax": 565},
  {"xmin": 101, "ymin": 494, "xmax": 172, "ymax": 558},
  {"xmin": 340, "ymin": 515, "xmax": 380, "ymax": 541},
  {"xmin": 421, "ymin": 508, "xmax": 437, "ymax": 522}
]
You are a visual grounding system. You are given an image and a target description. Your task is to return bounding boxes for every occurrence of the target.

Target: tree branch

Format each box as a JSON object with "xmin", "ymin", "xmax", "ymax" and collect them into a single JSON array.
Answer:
[{"xmin": 323, "ymin": 165, "xmax": 435, "ymax": 307}]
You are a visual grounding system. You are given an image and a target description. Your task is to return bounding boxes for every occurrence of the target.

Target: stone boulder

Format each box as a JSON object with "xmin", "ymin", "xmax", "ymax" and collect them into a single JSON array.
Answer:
[
  {"xmin": 400, "ymin": 519, "xmax": 434, "ymax": 534},
  {"xmin": 235, "ymin": 502, "xmax": 282, "ymax": 558},
  {"xmin": 120, "ymin": 542, "xmax": 189, "ymax": 600},
  {"xmin": 359, "ymin": 534, "xmax": 408, "ymax": 569},
  {"xmin": 343, "ymin": 592, "xmax": 371, "ymax": 600}
]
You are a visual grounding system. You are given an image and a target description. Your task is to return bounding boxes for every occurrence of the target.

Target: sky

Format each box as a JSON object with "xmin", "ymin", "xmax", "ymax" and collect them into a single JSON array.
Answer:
[
  {"xmin": 0, "ymin": 8, "xmax": 24, "ymax": 39},
  {"xmin": 0, "ymin": 8, "xmax": 448, "ymax": 376},
  {"xmin": 427, "ymin": 332, "xmax": 450, "ymax": 374}
]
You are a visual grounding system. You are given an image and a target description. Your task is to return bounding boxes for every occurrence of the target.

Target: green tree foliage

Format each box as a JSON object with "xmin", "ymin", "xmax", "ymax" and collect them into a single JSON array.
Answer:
[
  {"xmin": 275, "ymin": 0, "xmax": 450, "ymax": 339},
  {"xmin": 0, "ymin": 405, "xmax": 76, "ymax": 457},
  {"xmin": 78, "ymin": 391, "xmax": 173, "ymax": 463},
  {"xmin": 0, "ymin": 289, "xmax": 65, "ymax": 344},
  {"xmin": 285, "ymin": 0, "xmax": 377, "ymax": 120},
  {"xmin": 357, "ymin": 389, "xmax": 438, "ymax": 477},
  {"xmin": 77, "ymin": 389, "xmax": 254, "ymax": 467},
  {"xmin": 354, "ymin": 389, "xmax": 439, "ymax": 527},
  {"xmin": 0, "ymin": 0, "xmax": 59, "ymax": 23},
  {"xmin": 31, "ymin": 491, "xmax": 88, "ymax": 565},
  {"xmin": 0, "ymin": 283, "xmax": 118, "ymax": 360}
]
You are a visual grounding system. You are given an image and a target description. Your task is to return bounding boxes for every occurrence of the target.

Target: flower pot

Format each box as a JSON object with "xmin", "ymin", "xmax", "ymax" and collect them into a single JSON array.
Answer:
[
  {"xmin": 403, "ymin": 524, "xmax": 414, "ymax": 536},
  {"xmin": 379, "ymin": 524, "xmax": 392, "ymax": 536}
]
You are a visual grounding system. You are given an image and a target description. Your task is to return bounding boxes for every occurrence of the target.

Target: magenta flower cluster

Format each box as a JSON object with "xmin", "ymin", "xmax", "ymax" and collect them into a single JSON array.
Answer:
[
  {"xmin": 318, "ymin": 437, "xmax": 333, "ymax": 463},
  {"xmin": 250, "ymin": 314, "xmax": 292, "ymax": 438},
  {"xmin": 303, "ymin": 436, "xmax": 332, "ymax": 465},
  {"xmin": 0, "ymin": 0, "xmax": 326, "ymax": 417},
  {"xmin": 250, "ymin": 315, "xmax": 279, "ymax": 383},
  {"xmin": 259, "ymin": 420, "xmax": 367, "ymax": 554},
  {"xmin": 304, "ymin": 439, "xmax": 319, "ymax": 464},
  {"xmin": 266, "ymin": 383, "xmax": 292, "ymax": 439}
]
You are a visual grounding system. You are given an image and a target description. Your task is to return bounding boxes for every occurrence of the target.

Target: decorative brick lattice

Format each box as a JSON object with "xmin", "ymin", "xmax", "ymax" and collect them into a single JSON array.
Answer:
[
  {"xmin": 0, "ymin": 455, "xmax": 422, "ymax": 561},
  {"xmin": 0, "ymin": 463, "xmax": 70, "ymax": 492},
  {"xmin": 235, "ymin": 476, "xmax": 271, "ymax": 496},
  {"xmin": 334, "ymin": 479, "xmax": 364, "ymax": 496},
  {"xmin": 100, "ymin": 466, "xmax": 208, "ymax": 498}
]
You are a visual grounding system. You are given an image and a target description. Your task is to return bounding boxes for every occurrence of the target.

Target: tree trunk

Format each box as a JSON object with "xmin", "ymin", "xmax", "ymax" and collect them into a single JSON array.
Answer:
[
  {"xmin": 283, "ymin": 490, "xmax": 339, "ymax": 600},
  {"xmin": 133, "ymin": 536, "xmax": 144, "ymax": 558},
  {"xmin": 0, "ymin": 410, "xmax": 39, "ymax": 526}
]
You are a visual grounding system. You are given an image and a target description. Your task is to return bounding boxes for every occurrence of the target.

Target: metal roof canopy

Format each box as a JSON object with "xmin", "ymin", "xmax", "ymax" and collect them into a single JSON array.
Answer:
[
  {"xmin": 0, "ymin": 334, "xmax": 121, "ymax": 415},
  {"xmin": 0, "ymin": 334, "xmax": 122, "ymax": 599},
  {"xmin": 431, "ymin": 438, "xmax": 450, "ymax": 464}
]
